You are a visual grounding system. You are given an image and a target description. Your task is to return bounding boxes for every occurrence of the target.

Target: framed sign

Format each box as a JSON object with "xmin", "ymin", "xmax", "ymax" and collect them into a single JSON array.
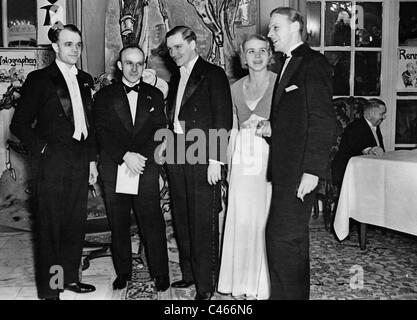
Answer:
[
  {"xmin": 397, "ymin": 47, "xmax": 417, "ymax": 91},
  {"xmin": 0, "ymin": 48, "xmax": 54, "ymax": 174}
]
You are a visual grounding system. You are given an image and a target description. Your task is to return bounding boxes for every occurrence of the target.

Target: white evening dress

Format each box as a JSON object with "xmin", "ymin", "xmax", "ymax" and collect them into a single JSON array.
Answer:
[{"xmin": 217, "ymin": 72, "xmax": 276, "ymax": 300}]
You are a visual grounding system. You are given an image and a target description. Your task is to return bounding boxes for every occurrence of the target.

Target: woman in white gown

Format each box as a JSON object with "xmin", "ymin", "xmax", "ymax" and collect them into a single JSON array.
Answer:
[{"xmin": 218, "ymin": 34, "xmax": 276, "ymax": 300}]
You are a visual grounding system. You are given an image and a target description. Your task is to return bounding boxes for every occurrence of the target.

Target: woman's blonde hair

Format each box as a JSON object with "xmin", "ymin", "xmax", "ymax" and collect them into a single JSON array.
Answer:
[{"xmin": 239, "ymin": 33, "xmax": 272, "ymax": 69}]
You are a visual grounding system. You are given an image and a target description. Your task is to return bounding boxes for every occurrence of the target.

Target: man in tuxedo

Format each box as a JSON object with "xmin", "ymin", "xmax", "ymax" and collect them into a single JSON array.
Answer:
[
  {"xmin": 258, "ymin": 7, "xmax": 336, "ymax": 299},
  {"xmin": 94, "ymin": 45, "xmax": 169, "ymax": 292},
  {"xmin": 164, "ymin": 26, "xmax": 232, "ymax": 300},
  {"xmin": 10, "ymin": 23, "xmax": 98, "ymax": 300},
  {"xmin": 332, "ymin": 98, "xmax": 386, "ymax": 187}
]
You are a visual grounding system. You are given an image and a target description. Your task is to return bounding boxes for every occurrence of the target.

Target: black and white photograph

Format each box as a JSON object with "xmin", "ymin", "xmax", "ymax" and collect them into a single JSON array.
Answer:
[{"xmin": 0, "ymin": 0, "xmax": 417, "ymax": 307}]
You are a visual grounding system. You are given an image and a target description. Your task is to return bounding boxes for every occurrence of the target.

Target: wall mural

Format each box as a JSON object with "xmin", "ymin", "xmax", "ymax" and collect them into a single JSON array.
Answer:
[{"xmin": 104, "ymin": 0, "xmax": 258, "ymax": 83}]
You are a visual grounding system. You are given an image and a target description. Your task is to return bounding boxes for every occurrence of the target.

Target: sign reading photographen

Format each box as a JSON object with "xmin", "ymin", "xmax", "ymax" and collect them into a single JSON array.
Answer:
[
  {"xmin": 0, "ymin": 49, "xmax": 37, "ymax": 175},
  {"xmin": 398, "ymin": 47, "xmax": 417, "ymax": 91},
  {"xmin": 0, "ymin": 50, "xmax": 37, "ymax": 108}
]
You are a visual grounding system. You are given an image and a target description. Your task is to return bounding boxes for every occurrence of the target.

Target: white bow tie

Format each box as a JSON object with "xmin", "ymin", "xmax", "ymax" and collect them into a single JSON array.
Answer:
[
  {"xmin": 68, "ymin": 66, "xmax": 78, "ymax": 75},
  {"xmin": 180, "ymin": 66, "xmax": 190, "ymax": 77}
]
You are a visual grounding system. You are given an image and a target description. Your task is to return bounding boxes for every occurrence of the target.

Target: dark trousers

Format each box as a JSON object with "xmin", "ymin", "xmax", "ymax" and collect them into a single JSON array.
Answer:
[
  {"xmin": 35, "ymin": 142, "xmax": 89, "ymax": 299},
  {"xmin": 265, "ymin": 184, "xmax": 315, "ymax": 300},
  {"xmin": 102, "ymin": 162, "xmax": 168, "ymax": 278},
  {"xmin": 166, "ymin": 163, "xmax": 221, "ymax": 295}
]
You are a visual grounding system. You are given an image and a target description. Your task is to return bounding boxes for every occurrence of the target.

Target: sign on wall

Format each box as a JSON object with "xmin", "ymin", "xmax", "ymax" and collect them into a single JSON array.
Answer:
[
  {"xmin": 397, "ymin": 47, "xmax": 417, "ymax": 91},
  {"xmin": 37, "ymin": 0, "xmax": 66, "ymax": 45},
  {"xmin": 0, "ymin": 49, "xmax": 38, "ymax": 175}
]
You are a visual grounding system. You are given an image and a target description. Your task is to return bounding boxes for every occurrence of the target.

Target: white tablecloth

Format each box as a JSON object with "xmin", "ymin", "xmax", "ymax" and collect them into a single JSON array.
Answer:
[{"xmin": 334, "ymin": 150, "xmax": 417, "ymax": 240}]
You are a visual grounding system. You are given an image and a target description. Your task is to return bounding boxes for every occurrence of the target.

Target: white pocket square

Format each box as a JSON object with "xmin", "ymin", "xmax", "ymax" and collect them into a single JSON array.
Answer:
[
  {"xmin": 149, "ymin": 107, "xmax": 155, "ymax": 112},
  {"xmin": 285, "ymin": 85, "xmax": 298, "ymax": 92}
]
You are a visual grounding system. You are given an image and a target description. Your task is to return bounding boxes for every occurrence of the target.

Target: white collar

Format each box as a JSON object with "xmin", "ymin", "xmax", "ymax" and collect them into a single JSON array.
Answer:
[
  {"xmin": 180, "ymin": 55, "xmax": 199, "ymax": 75},
  {"xmin": 365, "ymin": 117, "xmax": 377, "ymax": 130},
  {"xmin": 122, "ymin": 78, "xmax": 141, "ymax": 87},
  {"xmin": 55, "ymin": 59, "xmax": 78, "ymax": 75},
  {"xmin": 285, "ymin": 41, "xmax": 304, "ymax": 57}
]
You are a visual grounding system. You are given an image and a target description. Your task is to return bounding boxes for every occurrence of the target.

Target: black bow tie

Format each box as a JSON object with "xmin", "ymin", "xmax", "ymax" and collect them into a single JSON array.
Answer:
[
  {"xmin": 280, "ymin": 53, "xmax": 290, "ymax": 64},
  {"xmin": 124, "ymin": 83, "xmax": 139, "ymax": 93}
]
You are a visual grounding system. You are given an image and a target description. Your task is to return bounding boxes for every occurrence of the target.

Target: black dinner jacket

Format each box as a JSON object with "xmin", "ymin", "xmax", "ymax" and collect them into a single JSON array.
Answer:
[
  {"xmin": 166, "ymin": 56, "xmax": 233, "ymax": 163},
  {"xmin": 10, "ymin": 62, "xmax": 96, "ymax": 161},
  {"xmin": 94, "ymin": 81, "xmax": 166, "ymax": 182},
  {"xmin": 332, "ymin": 117, "xmax": 385, "ymax": 186},
  {"xmin": 269, "ymin": 43, "xmax": 337, "ymax": 188}
]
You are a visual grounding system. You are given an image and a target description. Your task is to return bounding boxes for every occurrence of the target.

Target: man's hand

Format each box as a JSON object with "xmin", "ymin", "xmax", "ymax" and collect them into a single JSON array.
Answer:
[
  {"xmin": 207, "ymin": 162, "xmax": 222, "ymax": 185},
  {"xmin": 123, "ymin": 151, "xmax": 147, "ymax": 175},
  {"xmin": 89, "ymin": 161, "xmax": 98, "ymax": 185},
  {"xmin": 297, "ymin": 173, "xmax": 319, "ymax": 202},
  {"xmin": 255, "ymin": 120, "xmax": 271, "ymax": 137},
  {"xmin": 368, "ymin": 146, "xmax": 384, "ymax": 156}
]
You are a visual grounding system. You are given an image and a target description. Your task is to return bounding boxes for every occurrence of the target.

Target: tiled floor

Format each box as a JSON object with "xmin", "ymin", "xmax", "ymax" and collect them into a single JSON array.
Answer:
[{"xmin": 0, "ymin": 228, "xmax": 124, "ymax": 300}]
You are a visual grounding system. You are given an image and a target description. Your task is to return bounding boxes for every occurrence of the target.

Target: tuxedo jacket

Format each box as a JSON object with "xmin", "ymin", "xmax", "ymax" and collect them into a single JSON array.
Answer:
[
  {"xmin": 332, "ymin": 117, "xmax": 385, "ymax": 186},
  {"xmin": 166, "ymin": 57, "xmax": 233, "ymax": 163},
  {"xmin": 10, "ymin": 62, "xmax": 96, "ymax": 162},
  {"xmin": 94, "ymin": 81, "xmax": 166, "ymax": 182},
  {"xmin": 269, "ymin": 43, "xmax": 337, "ymax": 188}
]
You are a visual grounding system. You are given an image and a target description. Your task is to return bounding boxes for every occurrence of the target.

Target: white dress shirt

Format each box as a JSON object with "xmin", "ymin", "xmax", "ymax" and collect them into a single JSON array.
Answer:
[
  {"xmin": 122, "ymin": 78, "xmax": 141, "ymax": 124},
  {"xmin": 56, "ymin": 59, "xmax": 88, "ymax": 141},
  {"xmin": 365, "ymin": 118, "xmax": 381, "ymax": 147},
  {"xmin": 173, "ymin": 55, "xmax": 199, "ymax": 134},
  {"xmin": 280, "ymin": 41, "xmax": 304, "ymax": 81}
]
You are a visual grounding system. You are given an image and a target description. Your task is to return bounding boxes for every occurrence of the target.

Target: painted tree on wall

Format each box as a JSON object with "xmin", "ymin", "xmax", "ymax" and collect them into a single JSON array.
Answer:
[
  {"xmin": 117, "ymin": 0, "xmax": 257, "ymax": 70},
  {"xmin": 186, "ymin": 0, "xmax": 255, "ymax": 68},
  {"xmin": 119, "ymin": 0, "xmax": 147, "ymax": 46}
]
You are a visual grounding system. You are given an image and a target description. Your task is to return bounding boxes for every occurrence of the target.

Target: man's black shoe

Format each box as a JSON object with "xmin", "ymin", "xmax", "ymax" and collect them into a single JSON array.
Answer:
[
  {"xmin": 113, "ymin": 274, "xmax": 131, "ymax": 290},
  {"xmin": 171, "ymin": 279, "xmax": 195, "ymax": 288},
  {"xmin": 64, "ymin": 282, "xmax": 96, "ymax": 293},
  {"xmin": 195, "ymin": 292, "xmax": 213, "ymax": 300},
  {"xmin": 155, "ymin": 274, "xmax": 170, "ymax": 292},
  {"xmin": 43, "ymin": 297, "xmax": 60, "ymax": 300}
]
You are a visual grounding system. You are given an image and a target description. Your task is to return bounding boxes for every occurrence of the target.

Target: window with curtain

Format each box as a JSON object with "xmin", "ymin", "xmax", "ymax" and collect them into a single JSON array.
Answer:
[{"xmin": 306, "ymin": 0, "xmax": 383, "ymax": 97}]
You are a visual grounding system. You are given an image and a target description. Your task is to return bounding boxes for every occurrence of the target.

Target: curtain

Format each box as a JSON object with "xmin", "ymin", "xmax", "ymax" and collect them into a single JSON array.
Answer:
[
  {"xmin": 289, "ymin": 0, "xmax": 306, "ymax": 15},
  {"xmin": 82, "ymin": 0, "xmax": 106, "ymax": 78},
  {"xmin": 66, "ymin": 0, "xmax": 86, "ymax": 70},
  {"xmin": 281, "ymin": 0, "xmax": 308, "ymax": 40},
  {"xmin": 66, "ymin": 0, "xmax": 106, "ymax": 77}
]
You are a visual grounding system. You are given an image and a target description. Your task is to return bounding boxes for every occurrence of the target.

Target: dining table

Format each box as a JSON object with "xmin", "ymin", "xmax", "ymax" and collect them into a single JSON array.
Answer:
[{"xmin": 333, "ymin": 150, "xmax": 417, "ymax": 249}]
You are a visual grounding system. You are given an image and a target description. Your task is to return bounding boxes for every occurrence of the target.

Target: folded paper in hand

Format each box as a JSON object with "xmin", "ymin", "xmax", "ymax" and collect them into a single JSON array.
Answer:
[{"xmin": 115, "ymin": 163, "xmax": 140, "ymax": 195}]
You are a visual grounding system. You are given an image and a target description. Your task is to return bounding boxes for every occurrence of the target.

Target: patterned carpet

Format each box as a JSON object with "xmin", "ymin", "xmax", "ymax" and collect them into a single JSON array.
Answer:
[
  {"xmin": 2, "ymin": 184, "xmax": 417, "ymax": 300},
  {"xmin": 124, "ymin": 220, "xmax": 417, "ymax": 300}
]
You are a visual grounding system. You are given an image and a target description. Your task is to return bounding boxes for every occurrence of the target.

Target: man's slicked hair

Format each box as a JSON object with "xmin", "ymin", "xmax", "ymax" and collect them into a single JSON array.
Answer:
[
  {"xmin": 270, "ymin": 7, "xmax": 305, "ymax": 34},
  {"xmin": 48, "ymin": 24, "xmax": 82, "ymax": 43},
  {"xmin": 165, "ymin": 25, "xmax": 197, "ymax": 43}
]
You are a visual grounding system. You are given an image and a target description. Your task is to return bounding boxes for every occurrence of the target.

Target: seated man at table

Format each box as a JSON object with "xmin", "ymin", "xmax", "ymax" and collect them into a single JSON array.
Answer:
[{"xmin": 332, "ymin": 98, "xmax": 386, "ymax": 187}]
